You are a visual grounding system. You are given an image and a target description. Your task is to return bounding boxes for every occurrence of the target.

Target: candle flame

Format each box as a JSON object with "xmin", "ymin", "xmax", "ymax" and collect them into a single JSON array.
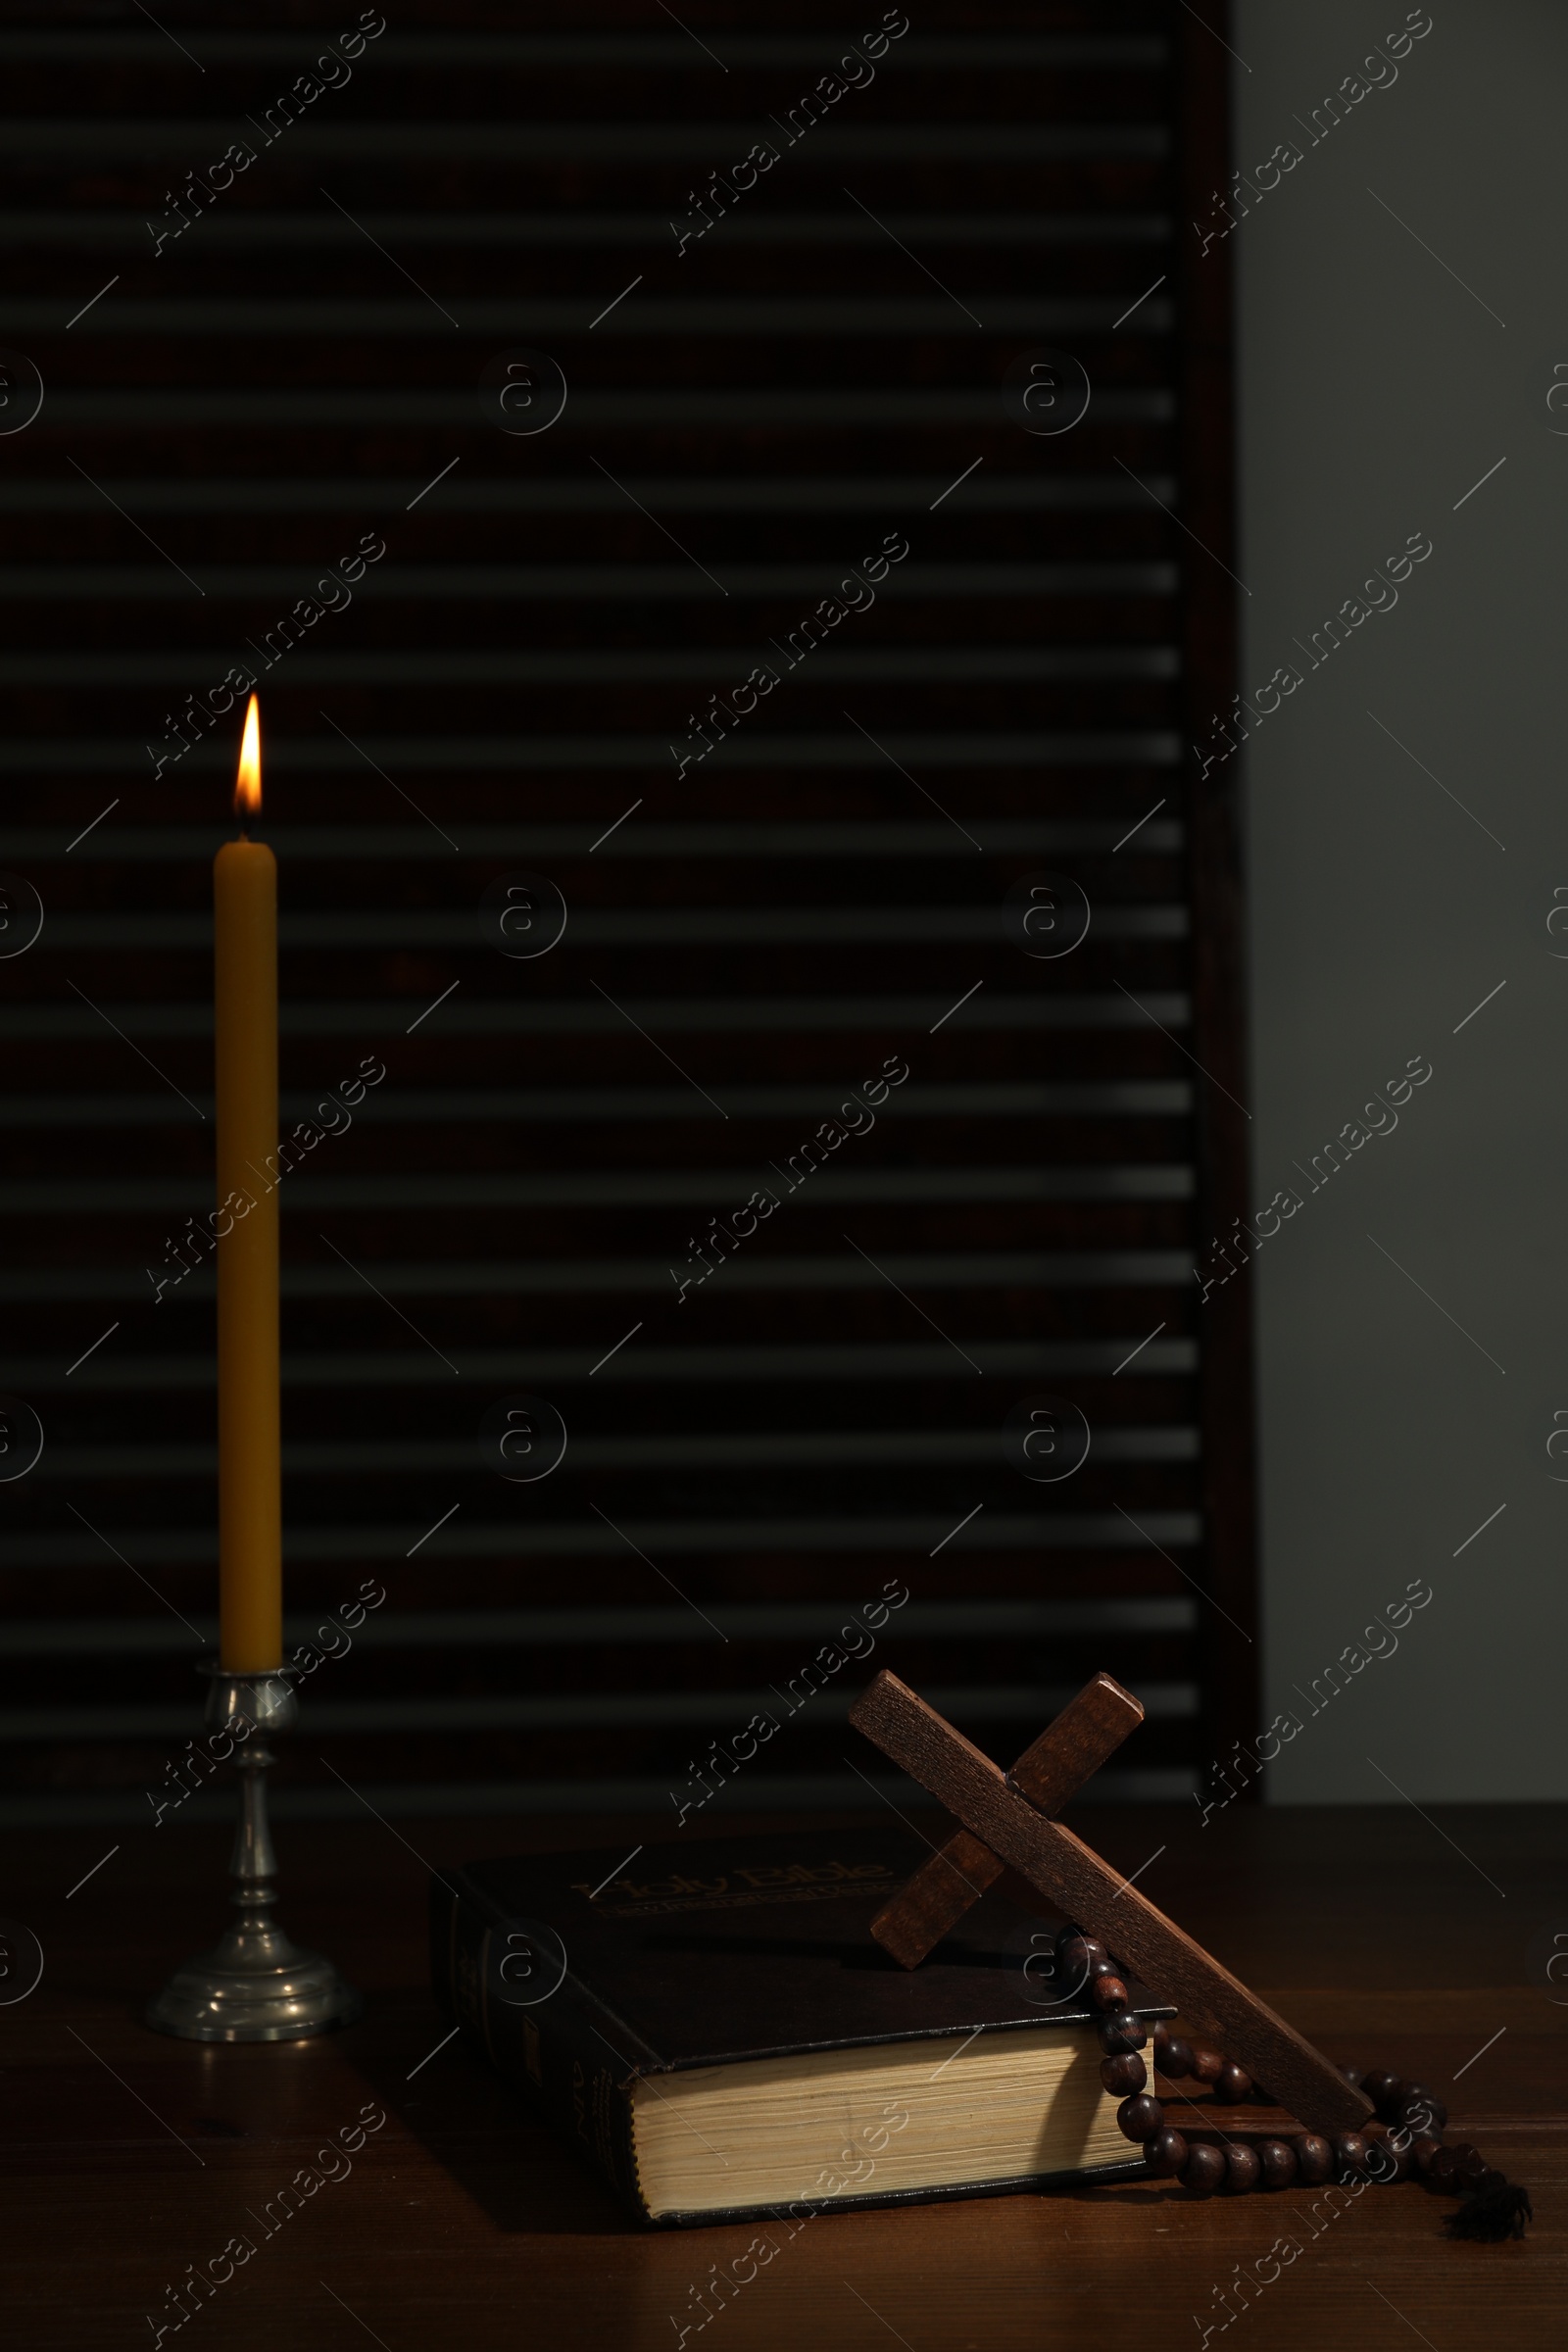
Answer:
[{"xmin": 234, "ymin": 694, "xmax": 262, "ymax": 821}]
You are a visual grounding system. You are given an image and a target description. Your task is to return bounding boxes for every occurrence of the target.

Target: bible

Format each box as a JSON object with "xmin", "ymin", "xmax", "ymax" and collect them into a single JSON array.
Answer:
[{"xmin": 429, "ymin": 1825, "xmax": 1172, "ymax": 2227}]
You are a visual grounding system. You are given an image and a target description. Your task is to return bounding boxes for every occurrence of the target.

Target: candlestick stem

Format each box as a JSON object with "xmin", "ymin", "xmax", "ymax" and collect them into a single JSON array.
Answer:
[{"xmin": 147, "ymin": 1664, "xmax": 363, "ymax": 2042}]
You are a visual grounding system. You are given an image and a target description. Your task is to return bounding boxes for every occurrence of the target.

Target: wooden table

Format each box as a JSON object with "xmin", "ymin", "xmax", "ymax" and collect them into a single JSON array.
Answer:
[{"xmin": 7, "ymin": 1802, "xmax": 1564, "ymax": 2348}]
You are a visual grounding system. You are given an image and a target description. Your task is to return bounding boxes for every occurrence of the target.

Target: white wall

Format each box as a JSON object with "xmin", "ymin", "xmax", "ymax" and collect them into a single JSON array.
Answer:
[{"xmin": 1233, "ymin": 2, "xmax": 1568, "ymax": 1799}]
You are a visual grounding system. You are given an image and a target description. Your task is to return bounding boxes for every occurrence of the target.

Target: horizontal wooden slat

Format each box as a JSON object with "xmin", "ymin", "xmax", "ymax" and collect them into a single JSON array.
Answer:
[
  {"xmin": 0, "ymin": 34, "xmax": 1171, "ymax": 63},
  {"xmin": 2, "ymin": 1090, "xmax": 1192, "ymax": 1133},
  {"xmin": 1, "ymin": 122, "xmax": 1172, "ymax": 158},
  {"xmin": 0, "ymin": 473, "xmax": 1180, "ymax": 510},
  {"xmin": 2, "ymin": 1337, "xmax": 1200, "ymax": 1381},
  {"xmin": 0, "ymin": 999, "xmax": 1194, "ymax": 1044},
  {"xmin": 0, "ymin": 1595, "xmax": 1200, "ymax": 1655},
  {"xmin": 0, "ymin": 212, "xmax": 1175, "ymax": 250},
  {"xmin": 9, "ymin": 816, "xmax": 1184, "ymax": 851},
  {"xmin": 27, "ymin": 1425, "xmax": 1199, "ymax": 1474},
  {"xmin": 0, "ymin": 1250, "xmax": 1193, "ymax": 1296},
  {"xmin": 0, "ymin": 1767, "xmax": 1197, "ymax": 1828},
  {"xmin": 3, "ymin": 296, "xmax": 1175, "ymax": 332},
  {"xmin": 6, "ymin": 1510, "xmax": 1203, "ymax": 1566},
  {"xmin": 0, "ymin": 1680, "xmax": 1202, "ymax": 1742},
  {"xmin": 34, "ymin": 911, "xmax": 1188, "ymax": 951},
  {"xmin": 0, "ymin": 389, "xmax": 1180, "ymax": 424},
  {"xmin": 0, "ymin": 564, "xmax": 1180, "ymax": 596}
]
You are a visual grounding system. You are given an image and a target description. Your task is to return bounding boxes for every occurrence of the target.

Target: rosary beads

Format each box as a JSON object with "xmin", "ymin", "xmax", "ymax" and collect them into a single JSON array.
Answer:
[{"xmin": 1054, "ymin": 1925, "xmax": 1531, "ymax": 2241}]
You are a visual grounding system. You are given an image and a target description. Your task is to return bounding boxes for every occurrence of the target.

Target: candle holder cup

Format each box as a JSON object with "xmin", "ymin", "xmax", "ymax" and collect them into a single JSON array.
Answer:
[{"xmin": 147, "ymin": 1662, "xmax": 363, "ymax": 2042}]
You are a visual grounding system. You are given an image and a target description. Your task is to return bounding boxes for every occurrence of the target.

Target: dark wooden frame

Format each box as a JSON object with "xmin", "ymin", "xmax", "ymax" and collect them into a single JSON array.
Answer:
[{"xmin": 1174, "ymin": 2, "xmax": 1260, "ymax": 1773}]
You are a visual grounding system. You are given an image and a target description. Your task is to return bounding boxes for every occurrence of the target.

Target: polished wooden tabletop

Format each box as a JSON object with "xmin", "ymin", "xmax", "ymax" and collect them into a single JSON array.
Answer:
[{"xmin": 6, "ymin": 1800, "xmax": 1564, "ymax": 2349}]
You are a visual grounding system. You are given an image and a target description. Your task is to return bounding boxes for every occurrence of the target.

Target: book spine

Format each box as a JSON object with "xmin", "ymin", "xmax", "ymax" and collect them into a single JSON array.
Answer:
[{"xmin": 428, "ymin": 1875, "xmax": 651, "ymax": 2221}]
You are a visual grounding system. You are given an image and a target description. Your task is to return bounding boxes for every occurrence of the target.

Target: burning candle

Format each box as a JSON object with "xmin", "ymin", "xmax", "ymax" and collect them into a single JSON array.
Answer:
[{"xmin": 214, "ymin": 694, "xmax": 281, "ymax": 1671}]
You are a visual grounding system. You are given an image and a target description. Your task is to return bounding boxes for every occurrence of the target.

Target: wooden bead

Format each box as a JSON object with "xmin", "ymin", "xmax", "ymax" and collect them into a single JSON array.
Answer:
[
  {"xmin": 1100, "ymin": 2052, "xmax": 1147, "ymax": 2098},
  {"xmin": 1398, "ymin": 2092, "xmax": 1447, "ymax": 2135},
  {"xmin": 1224, "ymin": 2143, "xmax": 1261, "ymax": 2194},
  {"xmin": 1256, "ymin": 2137, "xmax": 1298, "ymax": 2188},
  {"xmin": 1368, "ymin": 2132, "xmax": 1411, "ymax": 2183},
  {"xmin": 1294, "ymin": 2133, "xmax": 1334, "ymax": 2184},
  {"xmin": 1189, "ymin": 2045, "xmax": 1224, "ymax": 2085},
  {"xmin": 1060, "ymin": 1934, "xmax": 1112, "ymax": 1984},
  {"xmin": 1151, "ymin": 2020, "xmax": 1172, "ymax": 2061},
  {"xmin": 1181, "ymin": 2141, "xmax": 1227, "ymax": 2196},
  {"xmin": 1213, "ymin": 2060, "xmax": 1253, "ymax": 2104},
  {"xmin": 1340, "ymin": 2064, "xmax": 1365, "ymax": 2086},
  {"xmin": 1116, "ymin": 2092, "xmax": 1164, "ymax": 2143},
  {"xmin": 1144, "ymin": 2126, "xmax": 1187, "ymax": 2178},
  {"xmin": 1451, "ymin": 2143, "xmax": 1486, "ymax": 2184},
  {"xmin": 1428, "ymin": 2146, "xmax": 1458, "ymax": 2190},
  {"xmin": 1362, "ymin": 2068, "xmax": 1403, "ymax": 2112},
  {"xmin": 1098, "ymin": 2009, "xmax": 1148, "ymax": 2055},
  {"xmin": 1410, "ymin": 2134, "xmax": 1443, "ymax": 2179},
  {"xmin": 1158, "ymin": 2035, "xmax": 1195, "ymax": 2081},
  {"xmin": 1334, "ymin": 2133, "xmax": 1370, "ymax": 2179},
  {"xmin": 1090, "ymin": 1974, "xmax": 1130, "ymax": 2014}
]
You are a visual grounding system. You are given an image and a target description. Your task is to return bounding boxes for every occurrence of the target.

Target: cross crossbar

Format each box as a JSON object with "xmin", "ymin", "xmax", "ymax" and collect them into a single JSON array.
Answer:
[{"xmin": 869, "ymin": 1671, "xmax": 1143, "ymax": 1967}]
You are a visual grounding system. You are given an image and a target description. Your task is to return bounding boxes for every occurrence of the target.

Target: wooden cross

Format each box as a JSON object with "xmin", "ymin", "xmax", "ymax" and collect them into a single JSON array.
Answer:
[{"xmin": 850, "ymin": 1668, "xmax": 1371, "ymax": 2135}]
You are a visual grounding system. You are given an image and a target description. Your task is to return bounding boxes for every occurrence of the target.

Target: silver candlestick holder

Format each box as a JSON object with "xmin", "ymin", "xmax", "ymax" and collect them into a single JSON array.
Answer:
[{"xmin": 147, "ymin": 1662, "xmax": 363, "ymax": 2042}]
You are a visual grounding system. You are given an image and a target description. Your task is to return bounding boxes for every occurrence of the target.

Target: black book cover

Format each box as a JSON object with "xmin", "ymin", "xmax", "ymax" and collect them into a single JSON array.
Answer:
[{"xmin": 429, "ymin": 1824, "xmax": 1171, "ymax": 2227}]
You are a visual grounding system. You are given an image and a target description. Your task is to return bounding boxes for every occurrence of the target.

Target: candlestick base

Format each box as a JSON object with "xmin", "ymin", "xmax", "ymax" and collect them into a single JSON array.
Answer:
[
  {"xmin": 146, "ymin": 1664, "xmax": 364, "ymax": 2043},
  {"xmin": 147, "ymin": 1937, "xmax": 364, "ymax": 2044}
]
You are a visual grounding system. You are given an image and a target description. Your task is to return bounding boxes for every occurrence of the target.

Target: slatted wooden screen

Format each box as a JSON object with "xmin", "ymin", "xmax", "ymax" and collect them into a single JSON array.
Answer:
[{"xmin": 0, "ymin": 2, "xmax": 1253, "ymax": 1828}]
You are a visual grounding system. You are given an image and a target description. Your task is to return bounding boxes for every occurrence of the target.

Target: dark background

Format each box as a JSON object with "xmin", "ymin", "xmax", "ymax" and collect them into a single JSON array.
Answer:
[{"xmin": 0, "ymin": 2, "xmax": 1250, "ymax": 1828}]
